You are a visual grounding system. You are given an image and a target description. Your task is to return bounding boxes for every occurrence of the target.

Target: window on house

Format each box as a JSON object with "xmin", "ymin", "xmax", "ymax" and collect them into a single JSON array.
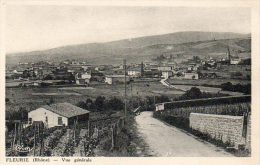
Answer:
[
  {"xmin": 58, "ymin": 117, "xmax": 63, "ymax": 125},
  {"xmin": 45, "ymin": 116, "xmax": 48, "ymax": 123},
  {"xmin": 29, "ymin": 118, "xmax": 32, "ymax": 124}
]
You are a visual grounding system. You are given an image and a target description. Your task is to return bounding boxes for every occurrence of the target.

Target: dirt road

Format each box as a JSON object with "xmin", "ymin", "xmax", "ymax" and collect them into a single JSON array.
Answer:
[{"xmin": 135, "ymin": 111, "xmax": 233, "ymax": 157}]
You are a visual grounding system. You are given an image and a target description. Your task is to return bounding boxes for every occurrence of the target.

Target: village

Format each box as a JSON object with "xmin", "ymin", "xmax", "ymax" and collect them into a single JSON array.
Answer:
[
  {"xmin": 5, "ymin": 45, "xmax": 252, "ymax": 157},
  {"xmin": 6, "ymin": 47, "xmax": 250, "ymax": 87}
]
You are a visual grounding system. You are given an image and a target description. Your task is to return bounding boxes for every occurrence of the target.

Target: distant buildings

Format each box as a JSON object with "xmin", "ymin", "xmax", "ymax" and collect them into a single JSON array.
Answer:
[
  {"xmin": 105, "ymin": 75, "xmax": 129, "ymax": 85},
  {"xmin": 161, "ymin": 70, "xmax": 173, "ymax": 79},
  {"xmin": 227, "ymin": 46, "xmax": 241, "ymax": 65},
  {"xmin": 128, "ymin": 69, "xmax": 141, "ymax": 77},
  {"xmin": 184, "ymin": 72, "xmax": 199, "ymax": 80},
  {"xmin": 90, "ymin": 71, "xmax": 104, "ymax": 82},
  {"xmin": 12, "ymin": 70, "xmax": 23, "ymax": 75},
  {"xmin": 75, "ymin": 72, "xmax": 91, "ymax": 85},
  {"xmin": 52, "ymin": 67, "xmax": 75, "ymax": 81},
  {"xmin": 158, "ymin": 66, "xmax": 174, "ymax": 71},
  {"xmin": 230, "ymin": 57, "xmax": 241, "ymax": 65}
]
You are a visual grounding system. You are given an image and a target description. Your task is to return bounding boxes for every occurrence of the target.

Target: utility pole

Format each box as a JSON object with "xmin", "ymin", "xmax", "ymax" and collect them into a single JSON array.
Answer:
[
  {"xmin": 227, "ymin": 45, "xmax": 231, "ymax": 65},
  {"xmin": 13, "ymin": 123, "xmax": 17, "ymax": 152},
  {"xmin": 123, "ymin": 59, "xmax": 127, "ymax": 118},
  {"xmin": 33, "ymin": 125, "xmax": 36, "ymax": 156}
]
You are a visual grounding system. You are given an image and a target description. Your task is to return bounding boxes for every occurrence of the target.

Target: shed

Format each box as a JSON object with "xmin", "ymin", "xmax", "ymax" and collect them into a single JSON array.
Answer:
[{"xmin": 28, "ymin": 102, "xmax": 90, "ymax": 128}]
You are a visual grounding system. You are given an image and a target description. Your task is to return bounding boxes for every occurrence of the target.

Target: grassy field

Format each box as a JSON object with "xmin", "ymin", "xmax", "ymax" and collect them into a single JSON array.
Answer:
[{"xmin": 5, "ymin": 81, "xmax": 184, "ymax": 114}]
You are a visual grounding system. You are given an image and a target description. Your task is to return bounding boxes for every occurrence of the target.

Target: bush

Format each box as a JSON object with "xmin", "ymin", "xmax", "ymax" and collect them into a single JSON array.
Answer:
[
  {"xmin": 77, "ymin": 96, "xmax": 124, "ymax": 112},
  {"xmin": 95, "ymin": 96, "xmax": 106, "ymax": 111},
  {"xmin": 106, "ymin": 97, "xmax": 124, "ymax": 111},
  {"xmin": 221, "ymin": 82, "xmax": 251, "ymax": 94},
  {"xmin": 156, "ymin": 95, "xmax": 171, "ymax": 103},
  {"xmin": 76, "ymin": 101, "xmax": 87, "ymax": 109},
  {"xmin": 6, "ymin": 107, "xmax": 28, "ymax": 121}
]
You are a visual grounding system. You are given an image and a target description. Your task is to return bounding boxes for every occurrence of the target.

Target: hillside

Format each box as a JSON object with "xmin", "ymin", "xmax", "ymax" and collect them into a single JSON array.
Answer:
[{"xmin": 6, "ymin": 31, "xmax": 250, "ymax": 65}]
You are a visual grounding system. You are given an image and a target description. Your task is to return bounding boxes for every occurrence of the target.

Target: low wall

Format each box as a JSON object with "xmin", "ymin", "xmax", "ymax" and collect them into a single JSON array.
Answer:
[
  {"xmin": 190, "ymin": 113, "xmax": 245, "ymax": 148},
  {"xmin": 246, "ymin": 114, "xmax": 251, "ymax": 152}
]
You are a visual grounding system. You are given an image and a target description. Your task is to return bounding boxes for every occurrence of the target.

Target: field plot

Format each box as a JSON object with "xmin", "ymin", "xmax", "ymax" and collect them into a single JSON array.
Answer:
[
  {"xmin": 58, "ymin": 82, "xmax": 184, "ymax": 98},
  {"xmin": 6, "ymin": 81, "xmax": 183, "ymax": 114},
  {"xmin": 31, "ymin": 92, "xmax": 82, "ymax": 96}
]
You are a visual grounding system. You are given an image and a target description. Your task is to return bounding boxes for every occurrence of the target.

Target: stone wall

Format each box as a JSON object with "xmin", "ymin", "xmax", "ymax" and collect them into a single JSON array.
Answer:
[
  {"xmin": 246, "ymin": 114, "xmax": 251, "ymax": 152},
  {"xmin": 190, "ymin": 113, "xmax": 245, "ymax": 148}
]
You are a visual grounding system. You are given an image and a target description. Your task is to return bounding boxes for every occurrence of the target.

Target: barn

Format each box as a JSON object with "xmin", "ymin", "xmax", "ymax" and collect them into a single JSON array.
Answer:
[{"xmin": 28, "ymin": 102, "xmax": 90, "ymax": 128}]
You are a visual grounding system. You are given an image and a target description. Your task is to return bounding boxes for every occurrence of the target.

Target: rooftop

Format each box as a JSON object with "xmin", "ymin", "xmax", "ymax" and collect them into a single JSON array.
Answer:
[
  {"xmin": 41, "ymin": 102, "xmax": 90, "ymax": 118},
  {"xmin": 128, "ymin": 68, "xmax": 141, "ymax": 72},
  {"xmin": 106, "ymin": 75, "xmax": 128, "ymax": 78}
]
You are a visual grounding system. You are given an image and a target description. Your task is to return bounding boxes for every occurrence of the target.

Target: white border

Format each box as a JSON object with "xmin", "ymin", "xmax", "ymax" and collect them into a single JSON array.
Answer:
[{"xmin": 1, "ymin": 0, "xmax": 259, "ymax": 165}]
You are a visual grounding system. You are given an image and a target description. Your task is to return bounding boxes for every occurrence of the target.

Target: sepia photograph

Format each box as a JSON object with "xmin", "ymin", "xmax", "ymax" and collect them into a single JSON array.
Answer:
[{"xmin": 3, "ymin": 3, "xmax": 255, "ymax": 160}]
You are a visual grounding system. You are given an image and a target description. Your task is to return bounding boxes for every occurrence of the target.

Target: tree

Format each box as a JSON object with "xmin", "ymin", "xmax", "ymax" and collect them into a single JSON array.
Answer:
[
  {"xmin": 106, "ymin": 97, "xmax": 124, "ymax": 111},
  {"xmin": 95, "ymin": 96, "xmax": 106, "ymax": 111},
  {"xmin": 47, "ymin": 97, "xmax": 55, "ymax": 105},
  {"xmin": 85, "ymin": 98, "xmax": 94, "ymax": 109},
  {"xmin": 181, "ymin": 87, "xmax": 202, "ymax": 100},
  {"xmin": 76, "ymin": 101, "xmax": 87, "ymax": 109},
  {"xmin": 156, "ymin": 95, "xmax": 170, "ymax": 103},
  {"xmin": 221, "ymin": 82, "xmax": 233, "ymax": 91},
  {"xmin": 6, "ymin": 107, "xmax": 28, "ymax": 121}
]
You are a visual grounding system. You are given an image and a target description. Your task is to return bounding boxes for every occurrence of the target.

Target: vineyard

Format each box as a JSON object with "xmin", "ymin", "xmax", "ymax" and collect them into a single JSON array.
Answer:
[
  {"xmin": 6, "ymin": 116, "xmax": 125, "ymax": 157},
  {"xmin": 153, "ymin": 95, "xmax": 251, "ymax": 155},
  {"xmin": 159, "ymin": 102, "xmax": 251, "ymax": 118}
]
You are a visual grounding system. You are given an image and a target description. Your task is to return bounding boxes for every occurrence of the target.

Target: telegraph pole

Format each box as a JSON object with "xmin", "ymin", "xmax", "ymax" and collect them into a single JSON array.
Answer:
[{"xmin": 123, "ymin": 59, "xmax": 127, "ymax": 118}]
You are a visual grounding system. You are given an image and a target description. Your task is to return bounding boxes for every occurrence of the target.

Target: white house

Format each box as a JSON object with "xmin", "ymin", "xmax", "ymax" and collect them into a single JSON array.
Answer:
[
  {"xmin": 184, "ymin": 72, "xmax": 199, "ymax": 80},
  {"xmin": 158, "ymin": 66, "xmax": 173, "ymax": 71},
  {"xmin": 127, "ymin": 69, "xmax": 141, "ymax": 77},
  {"xmin": 12, "ymin": 69, "xmax": 23, "ymax": 75},
  {"xmin": 76, "ymin": 79, "xmax": 90, "ymax": 85},
  {"xmin": 75, "ymin": 72, "xmax": 91, "ymax": 85},
  {"xmin": 105, "ymin": 75, "xmax": 130, "ymax": 85},
  {"xmin": 230, "ymin": 57, "xmax": 241, "ymax": 65},
  {"xmin": 161, "ymin": 70, "xmax": 173, "ymax": 79},
  {"xmin": 28, "ymin": 102, "xmax": 90, "ymax": 128},
  {"xmin": 81, "ymin": 72, "xmax": 91, "ymax": 79},
  {"xmin": 155, "ymin": 103, "xmax": 165, "ymax": 111}
]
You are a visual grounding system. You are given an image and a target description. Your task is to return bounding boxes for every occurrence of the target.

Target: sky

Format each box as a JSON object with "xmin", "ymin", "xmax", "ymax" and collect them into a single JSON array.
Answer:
[{"xmin": 6, "ymin": 6, "xmax": 251, "ymax": 53}]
